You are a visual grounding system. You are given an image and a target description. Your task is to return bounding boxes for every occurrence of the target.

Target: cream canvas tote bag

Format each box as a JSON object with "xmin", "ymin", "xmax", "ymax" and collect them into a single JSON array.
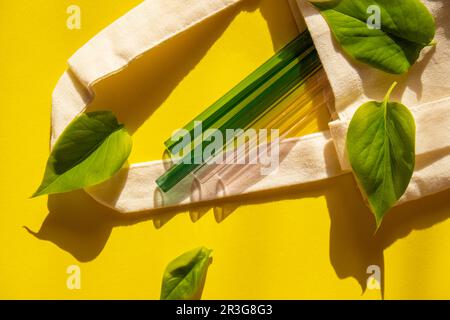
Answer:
[{"xmin": 51, "ymin": 0, "xmax": 450, "ymax": 213}]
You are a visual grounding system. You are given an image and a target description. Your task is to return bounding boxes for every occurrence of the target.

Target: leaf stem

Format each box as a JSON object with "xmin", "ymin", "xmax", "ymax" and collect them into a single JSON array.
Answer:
[
  {"xmin": 428, "ymin": 39, "xmax": 437, "ymax": 47},
  {"xmin": 384, "ymin": 81, "xmax": 398, "ymax": 105}
]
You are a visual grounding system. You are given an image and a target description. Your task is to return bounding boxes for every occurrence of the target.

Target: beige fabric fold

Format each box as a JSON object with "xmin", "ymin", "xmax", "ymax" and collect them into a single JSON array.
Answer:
[
  {"xmin": 88, "ymin": 133, "xmax": 342, "ymax": 213},
  {"xmin": 51, "ymin": 0, "xmax": 450, "ymax": 213}
]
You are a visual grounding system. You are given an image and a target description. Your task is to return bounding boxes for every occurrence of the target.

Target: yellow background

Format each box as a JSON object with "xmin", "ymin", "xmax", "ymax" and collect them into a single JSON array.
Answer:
[{"xmin": 1, "ymin": 0, "xmax": 450, "ymax": 299}]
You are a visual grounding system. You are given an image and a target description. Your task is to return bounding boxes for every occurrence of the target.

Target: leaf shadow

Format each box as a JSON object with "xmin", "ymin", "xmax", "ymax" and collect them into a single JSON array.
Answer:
[
  {"xmin": 328, "ymin": 176, "xmax": 450, "ymax": 298},
  {"xmin": 25, "ymin": 188, "xmax": 206, "ymax": 262},
  {"xmin": 25, "ymin": 191, "xmax": 119, "ymax": 262}
]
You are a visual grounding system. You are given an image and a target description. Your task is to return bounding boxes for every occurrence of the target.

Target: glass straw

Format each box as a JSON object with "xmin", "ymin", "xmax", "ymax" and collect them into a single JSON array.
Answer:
[
  {"xmin": 164, "ymin": 30, "xmax": 315, "ymax": 153},
  {"xmin": 195, "ymin": 70, "xmax": 328, "ymax": 185},
  {"xmin": 157, "ymin": 35, "xmax": 323, "ymax": 192}
]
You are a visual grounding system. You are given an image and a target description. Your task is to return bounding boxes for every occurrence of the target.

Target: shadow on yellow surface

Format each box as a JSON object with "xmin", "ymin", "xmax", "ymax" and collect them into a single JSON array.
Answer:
[{"xmin": 26, "ymin": 174, "xmax": 450, "ymax": 296}]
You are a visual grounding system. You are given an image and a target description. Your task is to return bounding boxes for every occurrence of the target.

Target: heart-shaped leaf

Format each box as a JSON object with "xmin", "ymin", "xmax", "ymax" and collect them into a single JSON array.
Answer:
[
  {"xmin": 347, "ymin": 83, "xmax": 416, "ymax": 225},
  {"xmin": 33, "ymin": 111, "xmax": 132, "ymax": 197},
  {"xmin": 311, "ymin": 0, "xmax": 435, "ymax": 74},
  {"xmin": 160, "ymin": 247, "xmax": 212, "ymax": 300}
]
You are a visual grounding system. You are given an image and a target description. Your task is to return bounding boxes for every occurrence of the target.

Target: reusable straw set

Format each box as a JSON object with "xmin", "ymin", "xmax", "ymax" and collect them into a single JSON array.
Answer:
[{"xmin": 156, "ymin": 30, "xmax": 327, "ymax": 193}]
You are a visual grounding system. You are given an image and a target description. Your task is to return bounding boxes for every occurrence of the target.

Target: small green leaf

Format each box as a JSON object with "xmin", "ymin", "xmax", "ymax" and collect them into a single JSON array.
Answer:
[
  {"xmin": 33, "ymin": 111, "xmax": 132, "ymax": 197},
  {"xmin": 312, "ymin": 0, "xmax": 436, "ymax": 74},
  {"xmin": 160, "ymin": 247, "xmax": 212, "ymax": 300},
  {"xmin": 347, "ymin": 82, "xmax": 416, "ymax": 225}
]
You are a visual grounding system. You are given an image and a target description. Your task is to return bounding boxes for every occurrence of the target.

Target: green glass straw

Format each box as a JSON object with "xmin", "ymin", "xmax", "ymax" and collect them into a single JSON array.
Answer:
[
  {"xmin": 194, "ymin": 70, "xmax": 327, "ymax": 185},
  {"xmin": 164, "ymin": 30, "xmax": 315, "ymax": 153},
  {"xmin": 157, "ymin": 32, "xmax": 322, "ymax": 192}
]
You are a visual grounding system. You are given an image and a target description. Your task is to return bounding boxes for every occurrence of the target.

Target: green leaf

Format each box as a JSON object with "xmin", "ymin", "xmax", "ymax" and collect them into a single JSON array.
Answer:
[
  {"xmin": 311, "ymin": 0, "xmax": 435, "ymax": 74},
  {"xmin": 160, "ymin": 247, "xmax": 212, "ymax": 300},
  {"xmin": 346, "ymin": 83, "xmax": 416, "ymax": 225},
  {"xmin": 33, "ymin": 111, "xmax": 132, "ymax": 197}
]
